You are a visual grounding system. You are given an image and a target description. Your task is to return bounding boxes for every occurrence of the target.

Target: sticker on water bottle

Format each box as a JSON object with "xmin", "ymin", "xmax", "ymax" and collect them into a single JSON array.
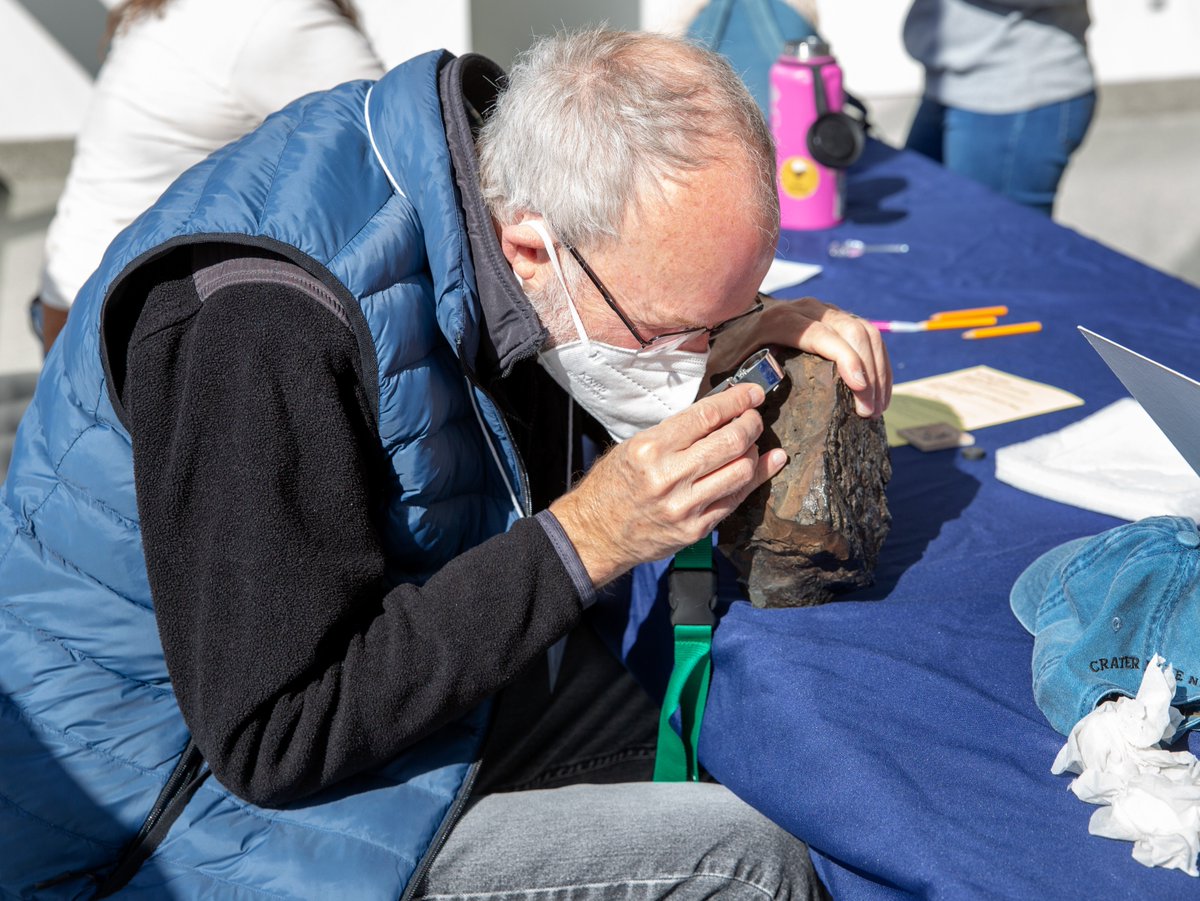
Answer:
[{"xmin": 779, "ymin": 156, "xmax": 820, "ymax": 199}]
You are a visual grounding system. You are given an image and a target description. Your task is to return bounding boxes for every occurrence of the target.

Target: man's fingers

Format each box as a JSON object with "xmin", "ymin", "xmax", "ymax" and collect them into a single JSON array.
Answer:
[
  {"xmin": 660, "ymin": 406, "xmax": 777, "ymax": 529},
  {"xmin": 653, "ymin": 381, "xmax": 765, "ymax": 449},
  {"xmin": 696, "ymin": 446, "xmax": 788, "ymax": 530},
  {"xmin": 832, "ymin": 311, "xmax": 891, "ymax": 415},
  {"xmin": 792, "ymin": 318, "xmax": 877, "ymax": 416},
  {"xmin": 812, "ymin": 311, "xmax": 894, "ymax": 418},
  {"xmin": 616, "ymin": 383, "xmax": 765, "ymax": 513},
  {"xmin": 680, "ymin": 406, "xmax": 766, "ymax": 488}
]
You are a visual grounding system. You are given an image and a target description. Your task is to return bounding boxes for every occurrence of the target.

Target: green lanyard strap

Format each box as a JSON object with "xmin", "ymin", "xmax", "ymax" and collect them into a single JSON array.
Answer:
[{"xmin": 653, "ymin": 534, "xmax": 716, "ymax": 783}]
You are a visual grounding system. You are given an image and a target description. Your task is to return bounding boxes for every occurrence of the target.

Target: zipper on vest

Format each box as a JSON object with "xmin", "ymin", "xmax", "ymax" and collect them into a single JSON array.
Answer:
[
  {"xmin": 416, "ymin": 342, "xmax": 579, "ymax": 899},
  {"xmin": 31, "ymin": 739, "xmax": 209, "ymax": 896},
  {"xmin": 400, "ymin": 755, "xmax": 483, "ymax": 901},
  {"xmin": 136, "ymin": 740, "xmax": 206, "ymax": 841},
  {"xmin": 408, "ymin": 311, "xmax": 536, "ymax": 891},
  {"xmin": 398, "ymin": 352, "xmax": 515, "ymax": 899},
  {"xmin": 459, "ymin": 356, "xmax": 533, "ymax": 517},
  {"xmin": 92, "ymin": 739, "xmax": 210, "ymax": 897}
]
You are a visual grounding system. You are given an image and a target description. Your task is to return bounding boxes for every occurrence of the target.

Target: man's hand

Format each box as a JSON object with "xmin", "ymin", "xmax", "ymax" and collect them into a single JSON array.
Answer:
[
  {"xmin": 705, "ymin": 296, "xmax": 892, "ymax": 419},
  {"xmin": 549, "ymin": 383, "xmax": 787, "ymax": 588}
]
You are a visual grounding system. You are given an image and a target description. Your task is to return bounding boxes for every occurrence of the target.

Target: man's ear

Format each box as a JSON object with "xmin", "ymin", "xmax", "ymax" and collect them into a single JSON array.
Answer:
[{"xmin": 499, "ymin": 217, "xmax": 552, "ymax": 287}]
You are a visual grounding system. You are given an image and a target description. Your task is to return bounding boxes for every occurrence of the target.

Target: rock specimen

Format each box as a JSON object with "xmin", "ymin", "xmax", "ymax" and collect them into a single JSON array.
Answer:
[{"xmin": 716, "ymin": 349, "xmax": 891, "ymax": 607}]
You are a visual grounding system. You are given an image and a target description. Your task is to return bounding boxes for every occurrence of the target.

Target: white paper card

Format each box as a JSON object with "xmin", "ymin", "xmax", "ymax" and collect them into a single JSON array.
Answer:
[
  {"xmin": 759, "ymin": 258, "xmax": 822, "ymax": 295},
  {"xmin": 884, "ymin": 365, "xmax": 1083, "ymax": 447}
]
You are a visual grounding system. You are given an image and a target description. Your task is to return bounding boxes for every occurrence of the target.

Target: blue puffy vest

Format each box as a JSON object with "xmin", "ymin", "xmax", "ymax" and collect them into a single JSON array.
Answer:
[{"xmin": 0, "ymin": 52, "xmax": 522, "ymax": 898}]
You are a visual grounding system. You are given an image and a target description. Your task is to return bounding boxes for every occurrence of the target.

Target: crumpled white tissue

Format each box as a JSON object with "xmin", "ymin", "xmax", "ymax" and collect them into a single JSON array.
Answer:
[{"xmin": 1052, "ymin": 655, "xmax": 1200, "ymax": 876}]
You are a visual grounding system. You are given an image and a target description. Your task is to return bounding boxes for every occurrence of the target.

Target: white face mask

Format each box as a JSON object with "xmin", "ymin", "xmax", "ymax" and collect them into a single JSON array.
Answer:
[{"xmin": 524, "ymin": 221, "xmax": 709, "ymax": 442}]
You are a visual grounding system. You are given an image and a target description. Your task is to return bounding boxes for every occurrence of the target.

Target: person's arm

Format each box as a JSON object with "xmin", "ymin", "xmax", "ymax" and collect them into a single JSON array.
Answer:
[
  {"xmin": 233, "ymin": 0, "xmax": 385, "ymax": 117},
  {"xmin": 125, "ymin": 278, "xmax": 581, "ymax": 807},
  {"xmin": 39, "ymin": 301, "xmax": 70, "ymax": 356}
]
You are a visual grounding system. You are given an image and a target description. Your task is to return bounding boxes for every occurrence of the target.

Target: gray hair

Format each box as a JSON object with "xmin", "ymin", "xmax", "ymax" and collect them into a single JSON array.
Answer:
[{"xmin": 478, "ymin": 29, "xmax": 779, "ymax": 255}]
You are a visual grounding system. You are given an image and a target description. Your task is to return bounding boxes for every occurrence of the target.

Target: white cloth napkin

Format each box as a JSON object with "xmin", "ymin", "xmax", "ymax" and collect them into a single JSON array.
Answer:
[
  {"xmin": 1053, "ymin": 655, "xmax": 1200, "ymax": 876},
  {"xmin": 995, "ymin": 399, "xmax": 1200, "ymax": 521}
]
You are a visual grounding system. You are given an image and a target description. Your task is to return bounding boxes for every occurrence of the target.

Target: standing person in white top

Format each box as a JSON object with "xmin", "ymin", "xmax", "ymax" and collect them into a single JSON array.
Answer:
[{"xmin": 32, "ymin": 0, "xmax": 384, "ymax": 355}]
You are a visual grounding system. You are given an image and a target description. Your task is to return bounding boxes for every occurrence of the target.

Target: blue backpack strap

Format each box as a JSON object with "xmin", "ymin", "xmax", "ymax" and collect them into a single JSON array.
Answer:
[
  {"xmin": 687, "ymin": 0, "xmax": 737, "ymax": 49},
  {"xmin": 745, "ymin": 0, "xmax": 787, "ymax": 60},
  {"xmin": 686, "ymin": 0, "xmax": 817, "ymax": 117}
]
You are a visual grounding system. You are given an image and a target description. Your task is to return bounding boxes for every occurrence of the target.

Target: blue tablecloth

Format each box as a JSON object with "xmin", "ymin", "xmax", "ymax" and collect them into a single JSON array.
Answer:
[{"xmin": 592, "ymin": 141, "xmax": 1200, "ymax": 900}]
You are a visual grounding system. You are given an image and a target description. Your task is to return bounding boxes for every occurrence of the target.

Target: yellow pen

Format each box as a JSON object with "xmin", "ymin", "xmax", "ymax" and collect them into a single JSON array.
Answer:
[
  {"xmin": 922, "ymin": 316, "xmax": 998, "ymax": 331},
  {"xmin": 962, "ymin": 321, "xmax": 1043, "ymax": 340},
  {"xmin": 870, "ymin": 316, "xmax": 997, "ymax": 332},
  {"xmin": 931, "ymin": 305, "xmax": 1010, "ymax": 321}
]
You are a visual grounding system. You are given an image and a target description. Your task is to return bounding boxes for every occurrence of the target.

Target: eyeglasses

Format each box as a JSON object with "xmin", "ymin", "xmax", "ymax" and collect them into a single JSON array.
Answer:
[{"xmin": 566, "ymin": 246, "xmax": 765, "ymax": 349}]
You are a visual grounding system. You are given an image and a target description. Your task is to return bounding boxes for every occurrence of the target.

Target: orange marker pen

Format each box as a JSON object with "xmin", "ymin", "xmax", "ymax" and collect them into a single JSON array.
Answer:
[
  {"xmin": 931, "ymin": 306, "xmax": 1010, "ymax": 321},
  {"xmin": 962, "ymin": 321, "xmax": 1043, "ymax": 340},
  {"xmin": 922, "ymin": 316, "xmax": 998, "ymax": 331}
]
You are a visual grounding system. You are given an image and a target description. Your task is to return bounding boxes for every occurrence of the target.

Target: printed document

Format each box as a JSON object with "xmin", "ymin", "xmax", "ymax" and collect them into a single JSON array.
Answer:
[{"xmin": 885, "ymin": 366, "xmax": 1083, "ymax": 448}]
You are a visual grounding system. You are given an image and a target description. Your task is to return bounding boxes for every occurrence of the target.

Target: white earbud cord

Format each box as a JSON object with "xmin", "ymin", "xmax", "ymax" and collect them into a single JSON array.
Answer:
[
  {"xmin": 467, "ymin": 386, "xmax": 526, "ymax": 521},
  {"xmin": 363, "ymin": 89, "xmax": 522, "ymax": 519},
  {"xmin": 363, "ymin": 85, "xmax": 407, "ymax": 199}
]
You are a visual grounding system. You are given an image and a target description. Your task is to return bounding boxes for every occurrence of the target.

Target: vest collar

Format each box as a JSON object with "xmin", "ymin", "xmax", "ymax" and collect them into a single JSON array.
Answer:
[
  {"xmin": 439, "ymin": 53, "xmax": 547, "ymax": 380},
  {"xmin": 365, "ymin": 51, "xmax": 484, "ymax": 363}
]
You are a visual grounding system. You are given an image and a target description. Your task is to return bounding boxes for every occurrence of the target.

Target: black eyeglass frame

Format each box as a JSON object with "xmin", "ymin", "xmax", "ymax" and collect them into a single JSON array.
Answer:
[{"xmin": 566, "ymin": 246, "xmax": 765, "ymax": 349}]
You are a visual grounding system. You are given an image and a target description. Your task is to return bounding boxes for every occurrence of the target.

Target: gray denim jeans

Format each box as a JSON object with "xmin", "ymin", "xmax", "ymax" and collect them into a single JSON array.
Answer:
[{"xmin": 414, "ymin": 781, "xmax": 827, "ymax": 900}]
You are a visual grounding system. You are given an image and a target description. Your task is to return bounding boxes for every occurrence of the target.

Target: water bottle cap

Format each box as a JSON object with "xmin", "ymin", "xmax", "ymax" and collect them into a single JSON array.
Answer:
[{"xmin": 783, "ymin": 35, "xmax": 831, "ymax": 61}]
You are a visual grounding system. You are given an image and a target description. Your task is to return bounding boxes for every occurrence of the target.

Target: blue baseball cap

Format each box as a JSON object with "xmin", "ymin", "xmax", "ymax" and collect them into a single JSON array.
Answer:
[{"xmin": 1010, "ymin": 515, "xmax": 1200, "ymax": 738}]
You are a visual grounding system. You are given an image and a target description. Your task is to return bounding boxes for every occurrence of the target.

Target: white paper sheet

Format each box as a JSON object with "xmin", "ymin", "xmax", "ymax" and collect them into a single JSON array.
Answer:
[
  {"xmin": 759, "ymin": 258, "xmax": 822, "ymax": 295},
  {"xmin": 995, "ymin": 398, "xmax": 1200, "ymax": 521}
]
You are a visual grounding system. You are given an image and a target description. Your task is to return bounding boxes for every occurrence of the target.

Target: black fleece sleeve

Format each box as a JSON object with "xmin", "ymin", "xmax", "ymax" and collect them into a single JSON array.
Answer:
[{"xmin": 124, "ymin": 278, "xmax": 583, "ymax": 807}]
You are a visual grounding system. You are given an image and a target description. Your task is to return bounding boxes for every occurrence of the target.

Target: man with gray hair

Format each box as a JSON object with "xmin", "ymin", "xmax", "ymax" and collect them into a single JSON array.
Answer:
[{"xmin": 1, "ymin": 28, "xmax": 886, "ymax": 899}]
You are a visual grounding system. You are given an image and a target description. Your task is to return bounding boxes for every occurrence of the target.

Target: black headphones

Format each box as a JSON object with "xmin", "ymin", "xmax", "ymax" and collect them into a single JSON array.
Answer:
[{"xmin": 788, "ymin": 38, "xmax": 866, "ymax": 170}]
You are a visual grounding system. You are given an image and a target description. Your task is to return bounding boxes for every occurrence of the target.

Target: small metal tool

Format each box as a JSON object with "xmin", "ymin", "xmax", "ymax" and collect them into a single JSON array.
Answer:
[
  {"xmin": 705, "ymin": 348, "xmax": 786, "ymax": 398},
  {"xmin": 828, "ymin": 239, "xmax": 910, "ymax": 259}
]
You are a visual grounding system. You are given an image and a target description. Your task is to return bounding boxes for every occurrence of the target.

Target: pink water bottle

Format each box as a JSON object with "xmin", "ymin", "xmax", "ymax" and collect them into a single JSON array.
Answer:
[{"xmin": 770, "ymin": 36, "xmax": 864, "ymax": 231}]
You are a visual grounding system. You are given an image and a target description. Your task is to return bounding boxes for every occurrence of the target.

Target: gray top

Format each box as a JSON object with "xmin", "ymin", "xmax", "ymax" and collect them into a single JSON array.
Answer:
[{"xmin": 904, "ymin": 0, "xmax": 1094, "ymax": 114}]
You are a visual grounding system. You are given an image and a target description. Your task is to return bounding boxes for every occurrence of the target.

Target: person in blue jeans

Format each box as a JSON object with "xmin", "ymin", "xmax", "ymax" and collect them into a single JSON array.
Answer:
[{"xmin": 903, "ymin": 0, "xmax": 1096, "ymax": 215}]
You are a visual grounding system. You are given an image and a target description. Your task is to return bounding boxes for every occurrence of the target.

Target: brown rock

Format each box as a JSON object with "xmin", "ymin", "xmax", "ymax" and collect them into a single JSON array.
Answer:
[{"xmin": 716, "ymin": 350, "xmax": 891, "ymax": 607}]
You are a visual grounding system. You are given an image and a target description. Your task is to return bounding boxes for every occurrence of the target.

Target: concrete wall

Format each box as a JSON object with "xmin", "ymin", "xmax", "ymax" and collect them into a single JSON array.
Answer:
[
  {"xmin": 0, "ymin": 1, "xmax": 94, "ymax": 141},
  {"xmin": 469, "ymin": 0, "xmax": 638, "ymax": 70}
]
